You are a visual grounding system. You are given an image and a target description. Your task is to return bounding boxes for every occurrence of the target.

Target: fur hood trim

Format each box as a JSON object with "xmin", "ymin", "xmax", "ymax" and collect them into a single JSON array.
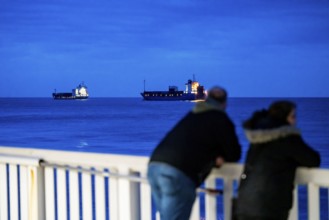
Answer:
[
  {"xmin": 192, "ymin": 101, "xmax": 225, "ymax": 114},
  {"xmin": 244, "ymin": 125, "xmax": 300, "ymax": 144}
]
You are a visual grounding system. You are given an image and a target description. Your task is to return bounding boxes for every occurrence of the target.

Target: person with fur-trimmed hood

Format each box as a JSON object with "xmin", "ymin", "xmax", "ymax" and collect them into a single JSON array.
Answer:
[{"xmin": 235, "ymin": 101, "xmax": 321, "ymax": 220}]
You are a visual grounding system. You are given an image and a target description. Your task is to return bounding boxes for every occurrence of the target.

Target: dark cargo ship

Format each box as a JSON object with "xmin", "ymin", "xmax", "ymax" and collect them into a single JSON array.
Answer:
[
  {"xmin": 141, "ymin": 78, "xmax": 206, "ymax": 101},
  {"xmin": 53, "ymin": 82, "xmax": 89, "ymax": 100}
]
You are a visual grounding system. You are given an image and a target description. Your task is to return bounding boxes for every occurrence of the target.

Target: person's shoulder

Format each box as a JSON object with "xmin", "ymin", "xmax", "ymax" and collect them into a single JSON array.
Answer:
[
  {"xmin": 277, "ymin": 132, "xmax": 310, "ymax": 149},
  {"xmin": 203, "ymin": 109, "xmax": 228, "ymax": 118},
  {"xmin": 280, "ymin": 131, "xmax": 302, "ymax": 141},
  {"xmin": 207, "ymin": 111, "xmax": 235, "ymax": 126}
]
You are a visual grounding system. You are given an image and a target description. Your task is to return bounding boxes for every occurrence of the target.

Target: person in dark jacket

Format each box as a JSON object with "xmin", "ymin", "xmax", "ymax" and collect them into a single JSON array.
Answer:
[
  {"xmin": 147, "ymin": 86, "xmax": 241, "ymax": 220},
  {"xmin": 235, "ymin": 100, "xmax": 321, "ymax": 220}
]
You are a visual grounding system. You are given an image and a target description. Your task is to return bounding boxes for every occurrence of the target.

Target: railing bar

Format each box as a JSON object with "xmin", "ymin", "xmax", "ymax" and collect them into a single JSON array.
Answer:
[
  {"xmin": 40, "ymin": 161, "xmax": 221, "ymax": 196},
  {"xmin": 69, "ymin": 170, "xmax": 79, "ymax": 220},
  {"xmin": 9, "ymin": 164, "xmax": 19, "ymax": 220},
  {"xmin": 57, "ymin": 168, "xmax": 67, "ymax": 220},
  {"xmin": 223, "ymin": 178, "xmax": 234, "ymax": 220},
  {"xmin": 140, "ymin": 170, "xmax": 152, "ymax": 220},
  {"xmin": 40, "ymin": 161, "xmax": 148, "ymax": 183},
  {"xmin": 108, "ymin": 168, "xmax": 119, "ymax": 220},
  {"xmin": 205, "ymin": 178, "xmax": 217, "ymax": 220},
  {"xmin": 0, "ymin": 164, "xmax": 8, "ymax": 220},
  {"xmin": 308, "ymin": 183, "xmax": 320, "ymax": 220},
  {"xmin": 20, "ymin": 166, "xmax": 28, "ymax": 220},
  {"xmin": 0, "ymin": 155, "xmax": 41, "ymax": 167},
  {"xmin": 17, "ymin": 165, "xmax": 21, "ymax": 220},
  {"xmin": 95, "ymin": 173, "xmax": 106, "ymax": 220},
  {"xmin": 190, "ymin": 195, "xmax": 200, "ymax": 220},
  {"xmin": 117, "ymin": 167, "xmax": 133, "ymax": 220},
  {"xmin": 45, "ymin": 167, "xmax": 55, "ymax": 220},
  {"xmin": 82, "ymin": 172, "xmax": 92, "ymax": 220},
  {"xmin": 28, "ymin": 166, "xmax": 46, "ymax": 220},
  {"xmin": 3, "ymin": 150, "xmax": 329, "ymax": 220},
  {"xmin": 288, "ymin": 186, "xmax": 298, "ymax": 220}
]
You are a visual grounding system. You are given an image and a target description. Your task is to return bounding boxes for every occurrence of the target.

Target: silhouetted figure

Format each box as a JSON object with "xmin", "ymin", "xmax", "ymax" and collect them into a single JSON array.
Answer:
[
  {"xmin": 235, "ymin": 100, "xmax": 321, "ymax": 220},
  {"xmin": 147, "ymin": 86, "xmax": 241, "ymax": 220}
]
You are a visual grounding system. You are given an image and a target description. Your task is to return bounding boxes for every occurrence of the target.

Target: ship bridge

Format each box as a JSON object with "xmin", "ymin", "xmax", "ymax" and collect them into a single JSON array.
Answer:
[{"xmin": 74, "ymin": 82, "xmax": 89, "ymax": 98}]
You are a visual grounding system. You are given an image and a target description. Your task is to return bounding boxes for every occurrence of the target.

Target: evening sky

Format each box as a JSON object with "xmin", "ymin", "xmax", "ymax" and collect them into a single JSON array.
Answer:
[{"xmin": 0, "ymin": 0, "xmax": 328, "ymax": 97}]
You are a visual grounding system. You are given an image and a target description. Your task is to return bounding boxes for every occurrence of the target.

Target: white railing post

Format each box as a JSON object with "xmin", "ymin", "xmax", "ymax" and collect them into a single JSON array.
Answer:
[
  {"xmin": 205, "ymin": 177, "xmax": 217, "ymax": 220},
  {"xmin": 288, "ymin": 186, "xmax": 298, "ymax": 220},
  {"xmin": 308, "ymin": 183, "xmax": 320, "ymax": 220},
  {"xmin": 57, "ymin": 168, "xmax": 68, "ymax": 220},
  {"xmin": 140, "ymin": 170, "xmax": 152, "ymax": 220},
  {"xmin": 45, "ymin": 167, "xmax": 55, "ymax": 220},
  {"xmin": 28, "ymin": 165, "xmax": 46, "ymax": 220},
  {"xmin": 82, "ymin": 169, "xmax": 93, "ymax": 220},
  {"xmin": 69, "ymin": 169, "xmax": 80, "ymax": 220},
  {"xmin": 223, "ymin": 178, "xmax": 234, "ymax": 220},
  {"xmin": 20, "ymin": 166, "xmax": 29, "ymax": 220},
  {"xmin": 130, "ymin": 171, "xmax": 141, "ymax": 220},
  {"xmin": 9, "ymin": 164, "xmax": 19, "ymax": 220},
  {"xmin": 0, "ymin": 164, "xmax": 8, "ymax": 220},
  {"xmin": 108, "ymin": 168, "xmax": 119, "ymax": 220},
  {"xmin": 117, "ymin": 167, "xmax": 134, "ymax": 220},
  {"xmin": 95, "ymin": 169, "xmax": 106, "ymax": 220},
  {"xmin": 190, "ymin": 194, "xmax": 200, "ymax": 220}
]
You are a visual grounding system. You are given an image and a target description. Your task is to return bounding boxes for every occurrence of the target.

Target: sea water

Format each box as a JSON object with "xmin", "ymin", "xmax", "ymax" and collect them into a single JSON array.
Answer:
[{"xmin": 0, "ymin": 97, "xmax": 328, "ymax": 219}]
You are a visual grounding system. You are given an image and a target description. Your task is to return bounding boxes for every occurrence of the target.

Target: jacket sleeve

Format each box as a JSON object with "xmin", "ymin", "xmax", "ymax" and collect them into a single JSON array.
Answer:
[
  {"xmin": 219, "ymin": 116, "xmax": 242, "ymax": 162},
  {"xmin": 289, "ymin": 136, "xmax": 321, "ymax": 167}
]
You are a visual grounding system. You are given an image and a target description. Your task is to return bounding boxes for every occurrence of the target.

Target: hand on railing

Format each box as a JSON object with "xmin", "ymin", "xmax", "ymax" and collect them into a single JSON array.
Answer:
[
  {"xmin": 215, "ymin": 157, "xmax": 225, "ymax": 168},
  {"xmin": 197, "ymin": 187, "xmax": 223, "ymax": 196}
]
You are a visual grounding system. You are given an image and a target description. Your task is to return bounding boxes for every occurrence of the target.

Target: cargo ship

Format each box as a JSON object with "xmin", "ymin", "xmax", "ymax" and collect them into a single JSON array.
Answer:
[
  {"xmin": 52, "ymin": 82, "xmax": 89, "ymax": 100},
  {"xmin": 141, "ymin": 77, "xmax": 206, "ymax": 101}
]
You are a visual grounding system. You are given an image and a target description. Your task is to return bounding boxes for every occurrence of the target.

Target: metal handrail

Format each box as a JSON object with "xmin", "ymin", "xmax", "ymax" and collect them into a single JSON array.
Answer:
[{"xmin": 39, "ymin": 160, "xmax": 223, "ymax": 195}]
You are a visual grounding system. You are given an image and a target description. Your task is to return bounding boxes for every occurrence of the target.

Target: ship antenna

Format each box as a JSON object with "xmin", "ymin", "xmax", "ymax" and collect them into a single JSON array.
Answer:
[{"xmin": 143, "ymin": 79, "xmax": 146, "ymax": 92}]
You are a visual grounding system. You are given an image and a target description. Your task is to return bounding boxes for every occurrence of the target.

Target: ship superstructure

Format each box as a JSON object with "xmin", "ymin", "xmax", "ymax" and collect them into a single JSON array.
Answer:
[{"xmin": 53, "ymin": 82, "xmax": 89, "ymax": 100}]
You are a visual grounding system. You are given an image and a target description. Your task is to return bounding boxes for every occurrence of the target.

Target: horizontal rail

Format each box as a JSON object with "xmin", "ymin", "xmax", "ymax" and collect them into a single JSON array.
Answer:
[
  {"xmin": 0, "ymin": 146, "xmax": 149, "ymax": 168},
  {"xmin": 40, "ymin": 160, "xmax": 223, "ymax": 195},
  {"xmin": 0, "ymin": 146, "xmax": 328, "ymax": 220},
  {"xmin": 0, "ymin": 154, "xmax": 41, "ymax": 166},
  {"xmin": 40, "ymin": 161, "xmax": 148, "ymax": 183}
]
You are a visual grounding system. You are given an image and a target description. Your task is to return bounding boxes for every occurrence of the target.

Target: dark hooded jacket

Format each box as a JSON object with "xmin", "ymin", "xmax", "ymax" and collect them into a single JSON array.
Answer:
[
  {"xmin": 235, "ymin": 117, "xmax": 321, "ymax": 219},
  {"xmin": 149, "ymin": 101, "xmax": 241, "ymax": 187}
]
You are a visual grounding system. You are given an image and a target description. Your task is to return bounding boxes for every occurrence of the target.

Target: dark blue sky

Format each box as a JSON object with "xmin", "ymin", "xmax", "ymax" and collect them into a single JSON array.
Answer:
[{"xmin": 1, "ymin": 0, "xmax": 328, "ymax": 97}]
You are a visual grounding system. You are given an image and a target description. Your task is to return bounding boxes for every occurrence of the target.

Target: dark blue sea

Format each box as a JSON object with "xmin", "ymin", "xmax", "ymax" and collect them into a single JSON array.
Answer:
[{"xmin": 0, "ymin": 97, "xmax": 328, "ymax": 219}]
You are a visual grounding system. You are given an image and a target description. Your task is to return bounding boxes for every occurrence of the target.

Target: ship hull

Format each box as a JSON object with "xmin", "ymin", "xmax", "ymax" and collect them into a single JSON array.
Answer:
[
  {"xmin": 141, "ymin": 92, "xmax": 204, "ymax": 101},
  {"xmin": 52, "ymin": 93, "xmax": 88, "ymax": 100}
]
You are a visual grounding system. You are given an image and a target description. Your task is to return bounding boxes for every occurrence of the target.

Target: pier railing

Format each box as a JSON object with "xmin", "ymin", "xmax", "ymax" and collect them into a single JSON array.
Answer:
[{"xmin": 0, "ymin": 146, "xmax": 328, "ymax": 220}]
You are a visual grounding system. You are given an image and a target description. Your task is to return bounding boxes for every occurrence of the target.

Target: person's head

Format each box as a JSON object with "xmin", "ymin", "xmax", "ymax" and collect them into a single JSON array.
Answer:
[
  {"xmin": 268, "ymin": 100, "xmax": 297, "ymax": 126},
  {"xmin": 206, "ymin": 86, "xmax": 227, "ymax": 110}
]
